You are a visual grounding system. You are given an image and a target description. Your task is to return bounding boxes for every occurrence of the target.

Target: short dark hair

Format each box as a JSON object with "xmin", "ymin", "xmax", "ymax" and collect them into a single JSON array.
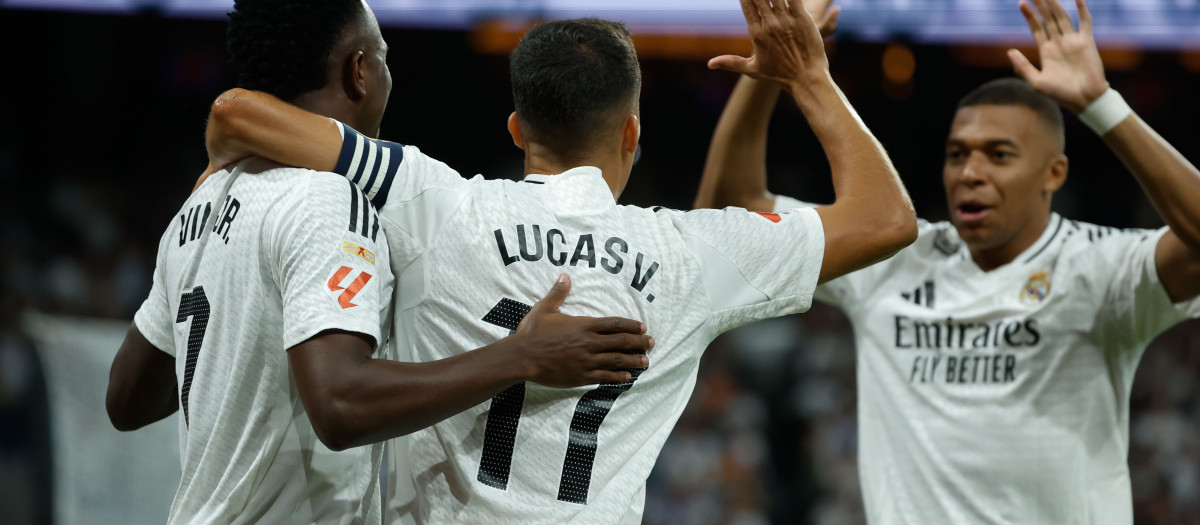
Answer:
[
  {"xmin": 227, "ymin": 0, "xmax": 365, "ymax": 101},
  {"xmin": 510, "ymin": 18, "xmax": 642, "ymax": 156},
  {"xmin": 957, "ymin": 77, "xmax": 1065, "ymax": 147}
]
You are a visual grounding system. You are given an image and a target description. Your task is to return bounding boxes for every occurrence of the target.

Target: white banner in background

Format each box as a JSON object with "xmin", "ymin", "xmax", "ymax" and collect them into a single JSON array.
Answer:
[{"xmin": 23, "ymin": 312, "xmax": 180, "ymax": 525}]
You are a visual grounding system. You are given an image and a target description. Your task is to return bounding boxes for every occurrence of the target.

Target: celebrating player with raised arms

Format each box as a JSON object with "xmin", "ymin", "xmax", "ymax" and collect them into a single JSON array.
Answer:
[
  {"xmin": 695, "ymin": 0, "xmax": 1200, "ymax": 522},
  {"xmin": 202, "ymin": 0, "xmax": 916, "ymax": 522},
  {"xmin": 105, "ymin": 1, "xmax": 653, "ymax": 523}
]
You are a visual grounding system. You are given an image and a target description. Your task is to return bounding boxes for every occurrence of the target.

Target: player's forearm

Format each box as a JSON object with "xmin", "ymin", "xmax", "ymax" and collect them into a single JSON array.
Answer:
[
  {"xmin": 789, "ymin": 75, "xmax": 917, "ymax": 262},
  {"xmin": 695, "ymin": 76, "xmax": 781, "ymax": 211},
  {"xmin": 107, "ymin": 325, "xmax": 179, "ymax": 431},
  {"xmin": 1103, "ymin": 114, "xmax": 1200, "ymax": 253},
  {"xmin": 206, "ymin": 88, "xmax": 342, "ymax": 172},
  {"xmin": 311, "ymin": 339, "xmax": 533, "ymax": 451}
]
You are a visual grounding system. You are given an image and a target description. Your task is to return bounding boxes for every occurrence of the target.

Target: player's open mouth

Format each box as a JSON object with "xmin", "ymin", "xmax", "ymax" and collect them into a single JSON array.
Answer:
[{"xmin": 956, "ymin": 203, "xmax": 991, "ymax": 222}]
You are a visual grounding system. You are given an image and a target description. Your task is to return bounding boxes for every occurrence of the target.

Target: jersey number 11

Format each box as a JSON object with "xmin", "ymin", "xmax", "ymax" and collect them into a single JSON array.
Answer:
[{"xmin": 476, "ymin": 298, "xmax": 643, "ymax": 505}]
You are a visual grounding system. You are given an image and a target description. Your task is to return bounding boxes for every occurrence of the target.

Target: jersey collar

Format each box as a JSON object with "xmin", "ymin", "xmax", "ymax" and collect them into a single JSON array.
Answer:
[
  {"xmin": 522, "ymin": 167, "xmax": 616, "ymax": 211},
  {"xmin": 961, "ymin": 213, "xmax": 1065, "ymax": 275},
  {"xmin": 522, "ymin": 166, "xmax": 603, "ymax": 185}
]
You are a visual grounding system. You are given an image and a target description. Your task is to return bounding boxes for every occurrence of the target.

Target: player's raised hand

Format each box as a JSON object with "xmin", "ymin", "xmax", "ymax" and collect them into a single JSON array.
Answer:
[
  {"xmin": 514, "ymin": 274, "xmax": 653, "ymax": 388},
  {"xmin": 1008, "ymin": 0, "xmax": 1109, "ymax": 113},
  {"xmin": 709, "ymin": 0, "xmax": 830, "ymax": 87},
  {"xmin": 804, "ymin": 0, "xmax": 842, "ymax": 39}
]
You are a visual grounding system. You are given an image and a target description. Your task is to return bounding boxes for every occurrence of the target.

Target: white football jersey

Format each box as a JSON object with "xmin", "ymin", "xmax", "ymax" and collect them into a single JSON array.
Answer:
[
  {"xmin": 332, "ymin": 123, "xmax": 825, "ymax": 524},
  {"xmin": 776, "ymin": 195, "xmax": 1200, "ymax": 525},
  {"xmin": 133, "ymin": 158, "xmax": 394, "ymax": 525}
]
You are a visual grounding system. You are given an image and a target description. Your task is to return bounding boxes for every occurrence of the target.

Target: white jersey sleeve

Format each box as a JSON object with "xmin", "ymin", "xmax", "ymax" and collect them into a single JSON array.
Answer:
[
  {"xmin": 1081, "ymin": 225, "xmax": 1200, "ymax": 351},
  {"xmin": 671, "ymin": 205, "xmax": 825, "ymax": 333},
  {"xmin": 271, "ymin": 175, "xmax": 394, "ymax": 350},
  {"xmin": 772, "ymin": 194, "xmax": 861, "ymax": 309},
  {"xmin": 133, "ymin": 230, "xmax": 176, "ymax": 356},
  {"xmin": 773, "ymin": 194, "xmax": 943, "ymax": 312}
]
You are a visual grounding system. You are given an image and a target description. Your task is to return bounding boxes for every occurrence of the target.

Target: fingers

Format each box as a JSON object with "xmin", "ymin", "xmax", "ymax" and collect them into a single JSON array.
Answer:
[
  {"xmin": 805, "ymin": 0, "xmax": 836, "ymax": 18},
  {"xmin": 595, "ymin": 351, "xmax": 650, "ymax": 371},
  {"xmin": 587, "ymin": 370, "xmax": 634, "ymax": 385},
  {"xmin": 738, "ymin": 0, "xmax": 763, "ymax": 32},
  {"xmin": 783, "ymin": 0, "xmax": 802, "ymax": 17},
  {"xmin": 587, "ymin": 316, "xmax": 647, "ymax": 335},
  {"xmin": 1047, "ymin": 0, "xmax": 1075, "ymax": 33},
  {"xmin": 592, "ymin": 331, "xmax": 655, "ymax": 353},
  {"xmin": 1035, "ymin": 0, "xmax": 1076, "ymax": 36},
  {"xmin": 708, "ymin": 54, "xmax": 753, "ymax": 75},
  {"xmin": 1076, "ymin": 0, "xmax": 1092, "ymax": 34},
  {"xmin": 1018, "ymin": 1, "xmax": 1048, "ymax": 46},
  {"xmin": 1028, "ymin": 0, "xmax": 1058, "ymax": 37},
  {"xmin": 819, "ymin": 5, "xmax": 841, "ymax": 38},
  {"xmin": 530, "ymin": 273, "xmax": 570, "ymax": 314},
  {"xmin": 751, "ymin": 0, "xmax": 779, "ymax": 27},
  {"xmin": 1007, "ymin": 49, "xmax": 1040, "ymax": 83}
]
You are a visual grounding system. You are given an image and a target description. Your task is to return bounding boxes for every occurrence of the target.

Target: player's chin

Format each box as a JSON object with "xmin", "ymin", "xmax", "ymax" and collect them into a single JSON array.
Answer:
[{"xmin": 952, "ymin": 220, "xmax": 993, "ymax": 245}]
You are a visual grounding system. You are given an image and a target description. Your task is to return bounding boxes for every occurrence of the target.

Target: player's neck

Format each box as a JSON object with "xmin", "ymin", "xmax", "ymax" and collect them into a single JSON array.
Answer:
[
  {"xmin": 967, "ymin": 212, "xmax": 1052, "ymax": 272},
  {"xmin": 522, "ymin": 144, "xmax": 622, "ymax": 198},
  {"xmin": 292, "ymin": 90, "xmax": 367, "ymax": 138}
]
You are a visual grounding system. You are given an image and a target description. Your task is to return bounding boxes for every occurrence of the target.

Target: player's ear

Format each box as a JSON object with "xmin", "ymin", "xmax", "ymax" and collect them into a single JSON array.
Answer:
[
  {"xmin": 1044, "ymin": 154, "xmax": 1068, "ymax": 195},
  {"xmin": 621, "ymin": 114, "xmax": 639, "ymax": 155},
  {"xmin": 343, "ymin": 50, "xmax": 367, "ymax": 101},
  {"xmin": 507, "ymin": 112, "xmax": 525, "ymax": 150}
]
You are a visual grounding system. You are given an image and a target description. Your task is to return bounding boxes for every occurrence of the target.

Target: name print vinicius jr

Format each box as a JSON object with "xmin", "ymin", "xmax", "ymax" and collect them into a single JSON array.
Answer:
[{"xmin": 493, "ymin": 224, "xmax": 661, "ymax": 302}]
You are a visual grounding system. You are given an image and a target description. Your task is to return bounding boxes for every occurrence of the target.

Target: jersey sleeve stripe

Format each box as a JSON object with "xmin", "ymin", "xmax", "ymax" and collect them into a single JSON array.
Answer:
[
  {"xmin": 368, "ymin": 143, "xmax": 403, "ymax": 210},
  {"xmin": 351, "ymin": 140, "xmax": 378, "ymax": 185},
  {"xmin": 347, "ymin": 179, "xmax": 360, "ymax": 232},
  {"xmin": 335, "ymin": 122, "xmax": 367, "ymax": 182},
  {"xmin": 360, "ymin": 144, "xmax": 387, "ymax": 199},
  {"xmin": 371, "ymin": 207, "xmax": 380, "ymax": 241},
  {"xmin": 359, "ymin": 189, "xmax": 371, "ymax": 237}
]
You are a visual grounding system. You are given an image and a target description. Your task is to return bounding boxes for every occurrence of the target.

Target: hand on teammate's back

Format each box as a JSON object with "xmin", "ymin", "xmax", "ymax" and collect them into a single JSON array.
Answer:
[
  {"xmin": 514, "ymin": 274, "xmax": 653, "ymax": 388},
  {"xmin": 708, "ymin": 0, "xmax": 831, "ymax": 87}
]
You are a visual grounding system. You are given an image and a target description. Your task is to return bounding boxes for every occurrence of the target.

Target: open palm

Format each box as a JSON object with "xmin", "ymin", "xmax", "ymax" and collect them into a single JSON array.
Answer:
[{"xmin": 1008, "ymin": 0, "xmax": 1109, "ymax": 113}]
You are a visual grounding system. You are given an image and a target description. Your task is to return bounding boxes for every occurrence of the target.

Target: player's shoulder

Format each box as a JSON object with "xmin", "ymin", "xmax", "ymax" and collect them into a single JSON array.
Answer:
[
  {"xmin": 1056, "ymin": 216, "xmax": 1161, "ymax": 256},
  {"xmin": 1061, "ymin": 217, "xmax": 1157, "ymax": 242},
  {"xmin": 233, "ymin": 157, "xmax": 358, "ymax": 200},
  {"xmin": 899, "ymin": 218, "xmax": 964, "ymax": 261}
]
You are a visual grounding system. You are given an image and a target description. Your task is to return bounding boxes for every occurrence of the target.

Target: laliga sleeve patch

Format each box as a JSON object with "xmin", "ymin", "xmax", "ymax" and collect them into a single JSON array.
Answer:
[
  {"xmin": 755, "ymin": 211, "xmax": 795, "ymax": 223},
  {"xmin": 327, "ymin": 265, "xmax": 373, "ymax": 309}
]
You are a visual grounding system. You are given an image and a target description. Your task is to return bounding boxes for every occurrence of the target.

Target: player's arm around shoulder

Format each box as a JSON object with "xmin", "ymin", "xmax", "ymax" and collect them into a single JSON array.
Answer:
[{"xmin": 206, "ymin": 88, "xmax": 343, "ymax": 174}]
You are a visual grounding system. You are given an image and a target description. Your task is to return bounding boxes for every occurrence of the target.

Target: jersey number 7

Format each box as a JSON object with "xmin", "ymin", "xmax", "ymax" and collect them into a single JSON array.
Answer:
[
  {"xmin": 175, "ymin": 286, "xmax": 210, "ymax": 427},
  {"xmin": 476, "ymin": 298, "xmax": 644, "ymax": 504}
]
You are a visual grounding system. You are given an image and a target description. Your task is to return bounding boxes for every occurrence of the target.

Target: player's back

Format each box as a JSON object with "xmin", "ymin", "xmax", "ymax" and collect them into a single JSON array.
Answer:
[
  {"xmin": 380, "ymin": 164, "xmax": 823, "ymax": 524},
  {"xmin": 135, "ymin": 158, "xmax": 391, "ymax": 524}
]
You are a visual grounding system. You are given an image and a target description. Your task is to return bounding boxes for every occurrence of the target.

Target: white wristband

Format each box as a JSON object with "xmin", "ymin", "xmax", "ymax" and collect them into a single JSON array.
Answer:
[{"xmin": 1077, "ymin": 88, "xmax": 1132, "ymax": 136}]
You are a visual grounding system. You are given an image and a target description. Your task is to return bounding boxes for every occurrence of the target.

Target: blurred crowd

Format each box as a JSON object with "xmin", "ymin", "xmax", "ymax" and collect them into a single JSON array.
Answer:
[{"xmin": 3, "ymin": 7, "xmax": 1200, "ymax": 525}]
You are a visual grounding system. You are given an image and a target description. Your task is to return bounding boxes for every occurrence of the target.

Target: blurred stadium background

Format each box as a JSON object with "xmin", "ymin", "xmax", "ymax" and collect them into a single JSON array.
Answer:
[{"xmin": 1, "ymin": 1, "xmax": 1199, "ymax": 523}]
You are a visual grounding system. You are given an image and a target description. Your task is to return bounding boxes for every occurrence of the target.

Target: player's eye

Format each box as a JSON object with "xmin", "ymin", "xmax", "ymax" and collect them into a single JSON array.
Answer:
[
  {"xmin": 945, "ymin": 149, "xmax": 965, "ymax": 162},
  {"xmin": 991, "ymin": 150, "xmax": 1014, "ymax": 162}
]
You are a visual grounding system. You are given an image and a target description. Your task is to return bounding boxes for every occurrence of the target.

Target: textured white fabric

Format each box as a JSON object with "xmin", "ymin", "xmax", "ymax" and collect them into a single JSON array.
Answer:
[
  {"xmin": 335, "ymin": 125, "xmax": 825, "ymax": 524},
  {"xmin": 132, "ymin": 158, "xmax": 394, "ymax": 525},
  {"xmin": 776, "ymin": 194, "xmax": 1200, "ymax": 525}
]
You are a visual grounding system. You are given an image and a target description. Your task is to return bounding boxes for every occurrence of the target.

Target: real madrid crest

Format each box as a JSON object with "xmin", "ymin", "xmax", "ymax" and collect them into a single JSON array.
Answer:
[{"xmin": 1020, "ymin": 271, "xmax": 1051, "ymax": 305}]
